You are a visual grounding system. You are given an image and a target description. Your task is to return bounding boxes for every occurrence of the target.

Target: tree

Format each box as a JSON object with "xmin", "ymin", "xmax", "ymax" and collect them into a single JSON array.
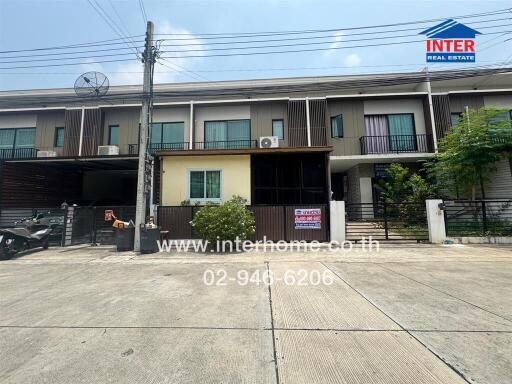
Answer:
[
  {"xmin": 378, "ymin": 163, "xmax": 435, "ymax": 205},
  {"xmin": 430, "ymin": 108, "xmax": 512, "ymax": 200},
  {"xmin": 191, "ymin": 196, "xmax": 256, "ymax": 248}
]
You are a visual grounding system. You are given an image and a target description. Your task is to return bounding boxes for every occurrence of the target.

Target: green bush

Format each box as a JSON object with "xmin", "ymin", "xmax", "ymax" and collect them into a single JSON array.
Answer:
[{"xmin": 191, "ymin": 196, "xmax": 256, "ymax": 246}]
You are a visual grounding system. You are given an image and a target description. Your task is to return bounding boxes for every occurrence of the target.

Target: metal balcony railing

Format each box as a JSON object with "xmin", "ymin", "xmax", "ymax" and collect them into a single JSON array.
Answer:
[
  {"xmin": 0, "ymin": 147, "xmax": 38, "ymax": 159},
  {"xmin": 359, "ymin": 134, "xmax": 434, "ymax": 155},
  {"xmin": 129, "ymin": 140, "xmax": 258, "ymax": 154}
]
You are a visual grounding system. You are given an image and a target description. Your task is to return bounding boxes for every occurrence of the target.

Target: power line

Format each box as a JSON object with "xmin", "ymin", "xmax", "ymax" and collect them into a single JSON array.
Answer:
[
  {"xmin": 153, "ymin": 8, "xmax": 512, "ymax": 38},
  {"xmin": 157, "ymin": 18, "xmax": 512, "ymax": 47},
  {"xmin": 0, "ymin": 58, "xmax": 138, "ymax": 70},
  {"xmin": 138, "ymin": 0, "xmax": 148, "ymax": 25},
  {"xmin": 0, "ymin": 46, "xmax": 142, "ymax": 60}
]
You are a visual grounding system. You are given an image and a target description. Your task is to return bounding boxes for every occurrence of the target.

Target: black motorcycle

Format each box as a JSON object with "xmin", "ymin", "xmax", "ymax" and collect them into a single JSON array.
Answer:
[{"xmin": 0, "ymin": 211, "xmax": 56, "ymax": 259}]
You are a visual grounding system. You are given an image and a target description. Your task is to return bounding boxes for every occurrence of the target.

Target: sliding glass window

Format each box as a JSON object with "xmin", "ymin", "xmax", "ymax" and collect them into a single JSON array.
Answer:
[
  {"xmin": 204, "ymin": 119, "xmax": 250, "ymax": 149},
  {"xmin": 0, "ymin": 128, "xmax": 36, "ymax": 158},
  {"xmin": 150, "ymin": 122, "xmax": 185, "ymax": 150}
]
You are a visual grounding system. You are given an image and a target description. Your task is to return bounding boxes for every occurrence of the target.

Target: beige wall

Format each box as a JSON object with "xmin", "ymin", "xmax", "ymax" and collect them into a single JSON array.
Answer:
[
  {"xmin": 161, "ymin": 155, "xmax": 251, "ymax": 205},
  {"xmin": 250, "ymin": 101, "xmax": 288, "ymax": 145},
  {"xmin": 484, "ymin": 95, "xmax": 512, "ymax": 109},
  {"xmin": 327, "ymin": 100, "xmax": 365, "ymax": 156},
  {"xmin": 102, "ymin": 108, "xmax": 141, "ymax": 153},
  {"xmin": 35, "ymin": 111, "xmax": 65, "ymax": 152},
  {"xmin": 194, "ymin": 105, "xmax": 250, "ymax": 143}
]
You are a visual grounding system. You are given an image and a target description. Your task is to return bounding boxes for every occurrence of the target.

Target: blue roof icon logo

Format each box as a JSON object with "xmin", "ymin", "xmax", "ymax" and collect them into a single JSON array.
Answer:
[{"xmin": 419, "ymin": 19, "xmax": 481, "ymax": 39}]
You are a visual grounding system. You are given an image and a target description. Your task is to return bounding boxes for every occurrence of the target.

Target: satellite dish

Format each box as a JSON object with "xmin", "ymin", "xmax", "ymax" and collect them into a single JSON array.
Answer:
[{"xmin": 74, "ymin": 71, "xmax": 109, "ymax": 98}]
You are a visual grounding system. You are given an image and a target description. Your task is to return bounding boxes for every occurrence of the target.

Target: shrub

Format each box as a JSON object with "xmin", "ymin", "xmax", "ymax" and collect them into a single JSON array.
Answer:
[{"xmin": 191, "ymin": 196, "xmax": 256, "ymax": 246}]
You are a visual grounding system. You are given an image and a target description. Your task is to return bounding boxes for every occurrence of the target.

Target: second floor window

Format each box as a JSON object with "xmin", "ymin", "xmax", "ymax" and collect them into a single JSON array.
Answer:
[
  {"xmin": 364, "ymin": 114, "xmax": 416, "ymax": 152},
  {"xmin": 54, "ymin": 127, "xmax": 64, "ymax": 147},
  {"xmin": 150, "ymin": 122, "xmax": 184, "ymax": 150},
  {"xmin": 330, "ymin": 115, "xmax": 343, "ymax": 138},
  {"xmin": 0, "ymin": 128, "xmax": 36, "ymax": 152},
  {"xmin": 204, "ymin": 119, "xmax": 251, "ymax": 148},
  {"xmin": 108, "ymin": 125, "xmax": 120, "ymax": 146},
  {"xmin": 451, "ymin": 112, "xmax": 462, "ymax": 127},
  {"xmin": 272, "ymin": 119, "xmax": 284, "ymax": 140}
]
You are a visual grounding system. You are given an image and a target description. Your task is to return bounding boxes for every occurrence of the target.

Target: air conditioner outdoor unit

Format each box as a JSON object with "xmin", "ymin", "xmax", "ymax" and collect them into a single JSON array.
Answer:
[
  {"xmin": 98, "ymin": 145, "xmax": 119, "ymax": 156},
  {"xmin": 259, "ymin": 136, "xmax": 279, "ymax": 148},
  {"xmin": 37, "ymin": 151, "xmax": 57, "ymax": 158}
]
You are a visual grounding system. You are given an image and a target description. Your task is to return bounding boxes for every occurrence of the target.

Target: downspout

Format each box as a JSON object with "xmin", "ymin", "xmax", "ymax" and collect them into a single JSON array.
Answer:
[
  {"xmin": 78, "ymin": 106, "xmax": 85, "ymax": 156},
  {"xmin": 305, "ymin": 97, "xmax": 312, "ymax": 147},
  {"xmin": 189, "ymin": 101, "xmax": 194, "ymax": 150},
  {"xmin": 425, "ymin": 69, "xmax": 439, "ymax": 153}
]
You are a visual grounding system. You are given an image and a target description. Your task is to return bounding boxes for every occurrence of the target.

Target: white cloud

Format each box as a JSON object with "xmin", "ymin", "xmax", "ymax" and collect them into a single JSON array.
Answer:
[
  {"xmin": 330, "ymin": 32, "xmax": 344, "ymax": 50},
  {"xmin": 343, "ymin": 53, "xmax": 362, "ymax": 67},
  {"xmin": 78, "ymin": 21, "xmax": 206, "ymax": 86}
]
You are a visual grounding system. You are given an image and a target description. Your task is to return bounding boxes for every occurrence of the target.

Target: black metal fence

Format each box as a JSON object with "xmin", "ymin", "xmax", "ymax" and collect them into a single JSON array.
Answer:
[
  {"xmin": 0, "ymin": 147, "xmax": 38, "ymax": 159},
  {"xmin": 444, "ymin": 200, "xmax": 512, "ymax": 237},
  {"xmin": 129, "ymin": 140, "xmax": 258, "ymax": 154},
  {"xmin": 70, "ymin": 206, "xmax": 136, "ymax": 245},
  {"xmin": 359, "ymin": 134, "xmax": 434, "ymax": 155},
  {"xmin": 346, "ymin": 202, "xmax": 428, "ymax": 241}
]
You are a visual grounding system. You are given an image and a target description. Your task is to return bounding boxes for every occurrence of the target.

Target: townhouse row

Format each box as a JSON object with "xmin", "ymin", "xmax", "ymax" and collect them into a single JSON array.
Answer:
[{"xmin": 0, "ymin": 69, "xmax": 511, "ymax": 212}]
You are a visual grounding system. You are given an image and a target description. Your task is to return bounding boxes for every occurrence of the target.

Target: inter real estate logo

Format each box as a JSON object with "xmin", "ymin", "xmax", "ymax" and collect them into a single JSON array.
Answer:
[{"xmin": 420, "ymin": 19, "xmax": 481, "ymax": 63}]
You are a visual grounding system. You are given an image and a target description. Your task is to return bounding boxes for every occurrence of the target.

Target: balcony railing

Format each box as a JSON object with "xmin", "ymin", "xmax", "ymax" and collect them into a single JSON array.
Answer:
[
  {"xmin": 359, "ymin": 134, "xmax": 434, "ymax": 155},
  {"xmin": 0, "ymin": 147, "xmax": 38, "ymax": 159},
  {"xmin": 129, "ymin": 140, "xmax": 258, "ymax": 154}
]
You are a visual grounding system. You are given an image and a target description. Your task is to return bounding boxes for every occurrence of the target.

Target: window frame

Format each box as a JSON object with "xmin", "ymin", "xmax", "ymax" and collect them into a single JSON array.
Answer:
[
  {"xmin": 187, "ymin": 169, "xmax": 223, "ymax": 203},
  {"xmin": 54, "ymin": 127, "xmax": 65, "ymax": 148},
  {"xmin": 330, "ymin": 114, "xmax": 344, "ymax": 138},
  {"xmin": 450, "ymin": 112, "xmax": 463, "ymax": 127},
  {"xmin": 108, "ymin": 125, "xmax": 120, "ymax": 146},
  {"xmin": 272, "ymin": 119, "xmax": 285, "ymax": 140},
  {"xmin": 0, "ymin": 127, "xmax": 36, "ymax": 151},
  {"xmin": 203, "ymin": 119, "xmax": 251, "ymax": 145}
]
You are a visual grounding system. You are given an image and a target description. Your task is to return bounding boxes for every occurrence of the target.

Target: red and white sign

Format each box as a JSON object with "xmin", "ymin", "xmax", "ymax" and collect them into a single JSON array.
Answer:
[{"xmin": 294, "ymin": 208, "xmax": 322, "ymax": 230}]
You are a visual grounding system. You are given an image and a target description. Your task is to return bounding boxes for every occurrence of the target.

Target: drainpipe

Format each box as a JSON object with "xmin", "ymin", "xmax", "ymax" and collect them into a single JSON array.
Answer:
[
  {"xmin": 305, "ymin": 97, "xmax": 312, "ymax": 147},
  {"xmin": 78, "ymin": 106, "xmax": 85, "ymax": 156},
  {"xmin": 189, "ymin": 101, "xmax": 194, "ymax": 150},
  {"xmin": 425, "ymin": 69, "xmax": 439, "ymax": 152}
]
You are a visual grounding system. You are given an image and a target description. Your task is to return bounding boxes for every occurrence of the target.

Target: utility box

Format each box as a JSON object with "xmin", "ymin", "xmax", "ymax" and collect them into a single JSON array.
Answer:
[
  {"xmin": 140, "ymin": 226, "xmax": 160, "ymax": 254},
  {"xmin": 116, "ymin": 227, "xmax": 134, "ymax": 251}
]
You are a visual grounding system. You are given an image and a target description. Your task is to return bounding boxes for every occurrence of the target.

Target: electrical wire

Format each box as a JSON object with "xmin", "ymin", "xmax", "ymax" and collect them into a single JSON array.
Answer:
[{"xmin": 138, "ymin": 0, "xmax": 148, "ymax": 25}]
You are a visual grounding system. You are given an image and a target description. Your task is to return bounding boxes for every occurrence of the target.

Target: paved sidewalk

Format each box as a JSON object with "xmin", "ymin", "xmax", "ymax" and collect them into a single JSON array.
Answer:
[{"xmin": 0, "ymin": 244, "xmax": 511, "ymax": 383}]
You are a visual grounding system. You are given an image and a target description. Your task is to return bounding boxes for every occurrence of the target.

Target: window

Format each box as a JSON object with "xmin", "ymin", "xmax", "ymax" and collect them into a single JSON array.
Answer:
[
  {"xmin": 108, "ymin": 125, "xmax": 119, "ymax": 146},
  {"xmin": 272, "ymin": 119, "xmax": 284, "ymax": 140},
  {"xmin": 0, "ymin": 128, "xmax": 36, "ymax": 157},
  {"xmin": 150, "ymin": 122, "xmax": 184, "ymax": 150},
  {"xmin": 189, "ymin": 170, "xmax": 222, "ymax": 201},
  {"xmin": 330, "ymin": 115, "xmax": 343, "ymax": 138},
  {"xmin": 204, "ymin": 119, "xmax": 250, "ymax": 148},
  {"xmin": 364, "ymin": 114, "xmax": 416, "ymax": 152},
  {"xmin": 451, "ymin": 112, "xmax": 462, "ymax": 127},
  {"xmin": 54, "ymin": 127, "xmax": 65, "ymax": 147}
]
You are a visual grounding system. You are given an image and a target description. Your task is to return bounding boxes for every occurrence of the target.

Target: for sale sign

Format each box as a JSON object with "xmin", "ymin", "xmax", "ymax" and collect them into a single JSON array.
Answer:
[{"xmin": 294, "ymin": 208, "xmax": 322, "ymax": 230}]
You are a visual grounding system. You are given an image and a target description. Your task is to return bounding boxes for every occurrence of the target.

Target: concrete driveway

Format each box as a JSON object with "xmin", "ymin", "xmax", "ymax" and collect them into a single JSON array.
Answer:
[{"xmin": 0, "ymin": 244, "xmax": 511, "ymax": 383}]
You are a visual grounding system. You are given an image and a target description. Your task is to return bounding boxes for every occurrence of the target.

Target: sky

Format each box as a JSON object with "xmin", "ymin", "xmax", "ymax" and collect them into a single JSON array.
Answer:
[{"xmin": 0, "ymin": 0, "xmax": 511, "ymax": 91}]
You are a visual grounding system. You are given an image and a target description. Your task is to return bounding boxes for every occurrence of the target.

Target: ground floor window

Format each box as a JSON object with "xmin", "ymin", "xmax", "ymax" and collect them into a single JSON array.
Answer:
[{"xmin": 189, "ymin": 170, "xmax": 222, "ymax": 201}]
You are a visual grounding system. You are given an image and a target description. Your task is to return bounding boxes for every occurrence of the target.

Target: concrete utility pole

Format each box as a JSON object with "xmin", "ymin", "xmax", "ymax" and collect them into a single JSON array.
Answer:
[{"xmin": 134, "ymin": 21, "xmax": 155, "ymax": 252}]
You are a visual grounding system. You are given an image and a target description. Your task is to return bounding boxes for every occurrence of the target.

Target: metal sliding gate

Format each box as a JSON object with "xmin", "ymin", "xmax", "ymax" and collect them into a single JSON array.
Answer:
[{"xmin": 345, "ymin": 202, "xmax": 429, "ymax": 242}]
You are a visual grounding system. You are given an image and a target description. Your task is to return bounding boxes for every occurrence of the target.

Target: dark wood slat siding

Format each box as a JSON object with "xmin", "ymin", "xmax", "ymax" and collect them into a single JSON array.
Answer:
[
  {"xmin": 82, "ymin": 109, "xmax": 103, "ymax": 156},
  {"xmin": 432, "ymin": 95, "xmax": 452, "ymax": 140},
  {"xmin": 287, "ymin": 100, "xmax": 308, "ymax": 147},
  {"xmin": 153, "ymin": 157, "xmax": 161, "ymax": 205},
  {"xmin": 63, "ymin": 109, "xmax": 81, "ymax": 156},
  {"xmin": 449, "ymin": 95, "xmax": 484, "ymax": 113},
  {"xmin": 0, "ymin": 162, "xmax": 82, "ymax": 208},
  {"xmin": 309, "ymin": 99, "xmax": 327, "ymax": 146}
]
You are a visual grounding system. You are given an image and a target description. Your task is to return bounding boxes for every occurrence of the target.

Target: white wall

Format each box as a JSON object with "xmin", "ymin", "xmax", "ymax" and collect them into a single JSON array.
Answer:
[
  {"xmin": 0, "ymin": 114, "xmax": 37, "ymax": 129},
  {"xmin": 483, "ymin": 95, "xmax": 512, "ymax": 109},
  {"xmin": 194, "ymin": 105, "xmax": 250, "ymax": 142},
  {"xmin": 363, "ymin": 99, "xmax": 426, "ymax": 135}
]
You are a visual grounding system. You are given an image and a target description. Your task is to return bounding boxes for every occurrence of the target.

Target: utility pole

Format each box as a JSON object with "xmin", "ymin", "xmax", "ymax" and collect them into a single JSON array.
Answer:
[{"xmin": 134, "ymin": 21, "xmax": 155, "ymax": 252}]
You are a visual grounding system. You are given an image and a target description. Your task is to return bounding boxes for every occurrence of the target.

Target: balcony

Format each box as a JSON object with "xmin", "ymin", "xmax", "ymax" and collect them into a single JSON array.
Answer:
[
  {"xmin": 129, "ymin": 140, "xmax": 258, "ymax": 154},
  {"xmin": 359, "ymin": 134, "xmax": 434, "ymax": 155},
  {"xmin": 0, "ymin": 147, "xmax": 38, "ymax": 159}
]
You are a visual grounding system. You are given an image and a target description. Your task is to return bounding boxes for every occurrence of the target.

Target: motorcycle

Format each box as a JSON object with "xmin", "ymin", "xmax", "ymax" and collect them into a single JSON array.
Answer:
[{"xmin": 0, "ymin": 211, "xmax": 57, "ymax": 259}]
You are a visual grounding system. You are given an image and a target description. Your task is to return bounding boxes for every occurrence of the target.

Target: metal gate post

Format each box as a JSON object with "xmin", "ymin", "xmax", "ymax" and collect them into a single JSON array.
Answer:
[
  {"xmin": 383, "ymin": 202, "xmax": 389, "ymax": 240},
  {"xmin": 481, "ymin": 200, "xmax": 488, "ymax": 235},
  {"xmin": 91, "ymin": 207, "xmax": 97, "ymax": 244}
]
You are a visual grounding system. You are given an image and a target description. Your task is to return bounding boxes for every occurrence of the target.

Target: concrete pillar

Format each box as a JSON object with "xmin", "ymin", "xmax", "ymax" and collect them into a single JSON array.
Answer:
[
  {"xmin": 330, "ymin": 200, "xmax": 345, "ymax": 243},
  {"xmin": 426, "ymin": 199, "xmax": 447, "ymax": 243}
]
